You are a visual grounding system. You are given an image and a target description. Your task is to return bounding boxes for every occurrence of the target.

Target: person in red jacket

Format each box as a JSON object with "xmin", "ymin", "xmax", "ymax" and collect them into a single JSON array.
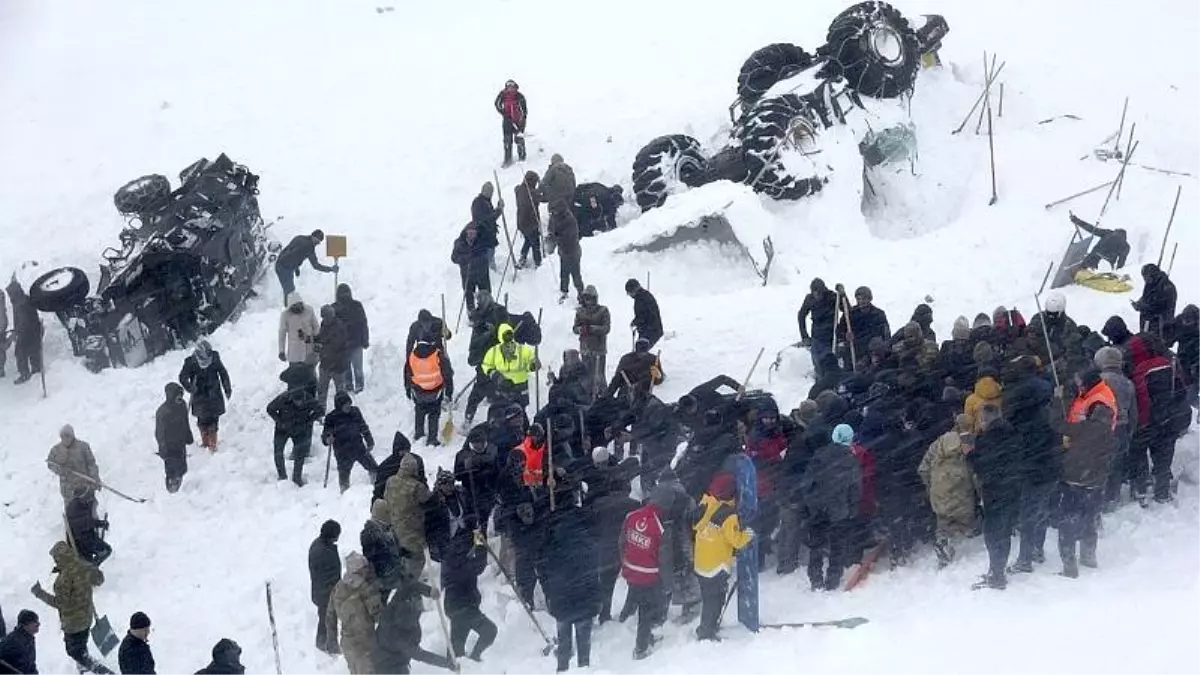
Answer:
[
  {"xmin": 619, "ymin": 501, "xmax": 667, "ymax": 660},
  {"xmin": 1128, "ymin": 334, "xmax": 1186, "ymax": 504},
  {"xmin": 494, "ymin": 80, "xmax": 528, "ymax": 167}
]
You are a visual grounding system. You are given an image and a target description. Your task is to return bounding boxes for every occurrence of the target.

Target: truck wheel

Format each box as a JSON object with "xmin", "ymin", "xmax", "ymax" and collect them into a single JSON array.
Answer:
[
  {"xmin": 29, "ymin": 267, "xmax": 90, "ymax": 313},
  {"xmin": 735, "ymin": 95, "xmax": 826, "ymax": 201},
  {"xmin": 113, "ymin": 174, "xmax": 171, "ymax": 215},
  {"xmin": 736, "ymin": 43, "xmax": 814, "ymax": 106},
  {"xmin": 631, "ymin": 135, "xmax": 710, "ymax": 212},
  {"xmin": 821, "ymin": 1, "xmax": 920, "ymax": 99}
]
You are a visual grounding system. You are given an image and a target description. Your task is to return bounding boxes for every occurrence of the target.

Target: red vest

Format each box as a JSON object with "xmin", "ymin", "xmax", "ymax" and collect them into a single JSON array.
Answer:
[{"xmin": 620, "ymin": 503, "xmax": 664, "ymax": 587}]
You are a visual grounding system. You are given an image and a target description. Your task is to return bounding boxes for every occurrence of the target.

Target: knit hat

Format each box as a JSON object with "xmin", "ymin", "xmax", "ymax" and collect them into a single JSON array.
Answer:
[
  {"xmin": 130, "ymin": 612, "xmax": 151, "ymax": 630},
  {"xmin": 831, "ymin": 424, "xmax": 854, "ymax": 445},
  {"xmin": 481, "ymin": 181, "xmax": 494, "ymax": 197},
  {"xmin": 708, "ymin": 471, "xmax": 736, "ymax": 500},
  {"xmin": 17, "ymin": 610, "xmax": 39, "ymax": 627},
  {"xmin": 973, "ymin": 341, "xmax": 995, "ymax": 364},
  {"xmin": 794, "ymin": 399, "xmax": 819, "ymax": 423},
  {"xmin": 625, "ymin": 278, "xmax": 641, "ymax": 293},
  {"xmin": 1094, "ymin": 346, "xmax": 1123, "ymax": 370},
  {"xmin": 320, "ymin": 519, "xmax": 341, "ymax": 541},
  {"xmin": 392, "ymin": 431, "xmax": 412, "ymax": 455},
  {"xmin": 952, "ymin": 316, "xmax": 971, "ymax": 341},
  {"xmin": 592, "ymin": 446, "xmax": 611, "ymax": 465},
  {"xmin": 973, "ymin": 313, "xmax": 991, "ymax": 329}
]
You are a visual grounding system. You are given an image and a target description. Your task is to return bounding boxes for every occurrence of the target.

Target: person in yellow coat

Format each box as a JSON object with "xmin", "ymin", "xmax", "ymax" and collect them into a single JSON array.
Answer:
[
  {"xmin": 692, "ymin": 471, "xmax": 753, "ymax": 641},
  {"xmin": 480, "ymin": 322, "xmax": 540, "ymax": 409}
]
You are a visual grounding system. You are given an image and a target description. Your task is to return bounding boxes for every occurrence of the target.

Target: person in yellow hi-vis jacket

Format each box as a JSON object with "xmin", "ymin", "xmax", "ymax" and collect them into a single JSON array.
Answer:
[
  {"xmin": 692, "ymin": 470, "xmax": 753, "ymax": 641},
  {"xmin": 480, "ymin": 323, "xmax": 540, "ymax": 409}
]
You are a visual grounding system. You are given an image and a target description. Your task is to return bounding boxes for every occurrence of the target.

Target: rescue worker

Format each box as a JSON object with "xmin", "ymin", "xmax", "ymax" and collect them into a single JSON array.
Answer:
[
  {"xmin": 404, "ymin": 340, "xmax": 455, "ymax": 447},
  {"xmin": 326, "ymin": 552, "xmax": 383, "ymax": 675},
  {"xmin": 480, "ymin": 323, "xmax": 540, "ymax": 411},
  {"xmin": 46, "ymin": 425, "xmax": 100, "ymax": 506},
  {"xmin": 692, "ymin": 471, "xmax": 753, "ymax": 641},
  {"xmin": 383, "ymin": 455, "xmax": 433, "ymax": 580},
  {"xmin": 31, "ymin": 542, "xmax": 113, "ymax": 674},
  {"xmin": 619, "ymin": 499, "xmax": 667, "ymax": 660}
]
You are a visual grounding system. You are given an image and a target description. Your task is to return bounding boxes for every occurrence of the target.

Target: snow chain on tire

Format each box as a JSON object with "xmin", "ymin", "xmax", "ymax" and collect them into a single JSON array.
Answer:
[
  {"xmin": 734, "ymin": 95, "xmax": 829, "ymax": 201},
  {"xmin": 736, "ymin": 43, "xmax": 815, "ymax": 107},
  {"xmin": 821, "ymin": 0, "xmax": 921, "ymax": 99},
  {"xmin": 631, "ymin": 134, "xmax": 711, "ymax": 212},
  {"xmin": 113, "ymin": 174, "xmax": 172, "ymax": 215}
]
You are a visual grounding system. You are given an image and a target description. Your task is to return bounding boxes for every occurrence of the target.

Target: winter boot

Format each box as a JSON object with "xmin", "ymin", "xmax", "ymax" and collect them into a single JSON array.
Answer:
[
  {"xmin": 1079, "ymin": 542, "xmax": 1098, "ymax": 569},
  {"xmin": 426, "ymin": 417, "xmax": 440, "ymax": 446},
  {"xmin": 1006, "ymin": 559, "xmax": 1034, "ymax": 575},
  {"xmin": 558, "ymin": 291, "xmax": 569, "ymax": 305},
  {"xmin": 934, "ymin": 538, "xmax": 954, "ymax": 568},
  {"xmin": 971, "ymin": 573, "xmax": 1007, "ymax": 590},
  {"xmin": 13, "ymin": 373, "xmax": 30, "ymax": 385},
  {"xmin": 516, "ymin": 136, "xmax": 527, "ymax": 162},
  {"xmin": 413, "ymin": 425, "xmax": 425, "ymax": 442}
]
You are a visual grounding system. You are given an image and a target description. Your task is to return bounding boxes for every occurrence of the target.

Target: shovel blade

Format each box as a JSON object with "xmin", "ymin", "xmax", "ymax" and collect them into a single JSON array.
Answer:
[{"xmin": 92, "ymin": 614, "xmax": 119, "ymax": 656}]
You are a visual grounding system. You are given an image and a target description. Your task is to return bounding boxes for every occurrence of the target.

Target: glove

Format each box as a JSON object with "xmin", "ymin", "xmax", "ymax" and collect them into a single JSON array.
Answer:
[
  {"xmin": 30, "ymin": 582, "xmax": 43, "ymax": 596},
  {"xmin": 278, "ymin": 352, "xmax": 286, "ymax": 362},
  {"xmin": 517, "ymin": 502, "xmax": 534, "ymax": 525},
  {"xmin": 332, "ymin": 263, "xmax": 340, "ymax": 273},
  {"xmin": 531, "ymin": 357, "xmax": 541, "ymax": 371},
  {"xmin": 294, "ymin": 268, "xmax": 301, "ymax": 277},
  {"xmin": 98, "ymin": 519, "xmax": 110, "ymax": 530},
  {"xmin": 799, "ymin": 337, "xmax": 812, "ymax": 348},
  {"xmin": 473, "ymin": 530, "xmax": 487, "ymax": 547},
  {"xmin": 496, "ymin": 198, "xmax": 506, "ymax": 210}
]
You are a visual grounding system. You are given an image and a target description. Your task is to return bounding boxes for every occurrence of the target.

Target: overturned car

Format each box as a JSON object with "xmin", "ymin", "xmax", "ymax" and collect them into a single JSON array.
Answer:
[
  {"xmin": 631, "ymin": 0, "xmax": 948, "ymax": 211},
  {"xmin": 28, "ymin": 154, "xmax": 278, "ymax": 372}
]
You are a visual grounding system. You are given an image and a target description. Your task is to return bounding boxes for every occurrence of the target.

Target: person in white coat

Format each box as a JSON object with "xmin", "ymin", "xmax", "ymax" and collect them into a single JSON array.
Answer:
[{"xmin": 279, "ymin": 293, "xmax": 320, "ymax": 366}]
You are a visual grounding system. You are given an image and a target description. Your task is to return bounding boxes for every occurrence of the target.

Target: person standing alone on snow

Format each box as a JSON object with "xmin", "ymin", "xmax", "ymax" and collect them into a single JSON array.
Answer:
[
  {"xmin": 452, "ymin": 224, "xmax": 493, "ymax": 314},
  {"xmin": 334, "ymin": 284, "xmax": 370, "ymax": 393},
  {"xmin": 274, "ymin": 230, "xmax": 338, "ymax": 302},
  {"xmin": 266, "ymin": 382, "xmax": 324, "ymax": 486},
  {"xmin": 494, "ymin": 79, "xmax": 527, "ymax": 167},
  {"xmin": 46, "ymin": 425, "xmax": 100, "ymax": 506},
  {"xmin": 404, "ymin": 340, "xmax": 454, "ymax": 447},
  {"xmin": 178, "ymin": 340, "xmax": 232, "ymax": 451},
  {"xmin": 797, "ymin": 278, "xmax": 839, "ymax": 379},
  {"xmin": 117, "ymin": 612, "xmax": 155, "ymax": 675},
  {"xmin": 321, "ymin": 392, "xmax": 379, "ymax": 492},
  {"xmin": 515, "ymin": 171, "xmax": 543, "ymax": 269},
  {"xmin": 548, "ymin": 200, "xmax": 584, "ymax": 304},
  {"xmin": 5, "ymin": 276, "xmax": 44, "ymax": 385},
  {"xmin": 625, "ymin": 278, "xmax": 663, "ymax": 349},
  {"xmin": 155, "ymin": 383, "xmax": 194, "ymax": 493}
]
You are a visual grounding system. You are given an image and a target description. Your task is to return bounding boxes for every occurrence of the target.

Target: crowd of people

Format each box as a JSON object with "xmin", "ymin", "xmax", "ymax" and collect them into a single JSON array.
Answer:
[{"xmin": 2, "ymin": 74, "xmax": 1197, "ymax": 675}]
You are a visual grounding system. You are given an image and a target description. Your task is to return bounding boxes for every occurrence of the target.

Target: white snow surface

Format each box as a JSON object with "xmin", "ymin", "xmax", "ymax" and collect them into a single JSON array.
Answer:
[{"xmin": 2, "ymin": 0, "xmax": 1199, "ymax": 673}]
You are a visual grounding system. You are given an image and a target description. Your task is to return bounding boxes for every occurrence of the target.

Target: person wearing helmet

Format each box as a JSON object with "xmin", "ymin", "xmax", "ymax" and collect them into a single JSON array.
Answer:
[
  {"xmin": 155, "ymin": 381, "xmax": 195, "ymax": 493},
  {"xmin": 494, "ymin": 79, "xmax": 528, "ymax": 167},
  {"xmin": 1029, "ymin": 291, "xmax": 1078, "ymax": 367}
]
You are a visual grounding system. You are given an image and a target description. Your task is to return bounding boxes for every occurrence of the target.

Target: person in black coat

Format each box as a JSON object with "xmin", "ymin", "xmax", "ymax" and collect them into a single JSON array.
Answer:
[
  {"xmin": 798, "ymin": 278, "xmax": 840, "ymax": 378},
  {"xmin": 1071, "ymin": 212, "xmax": 1129, "ymax": 270},
  {"xmin": 624, "ymin": 279, "xmax": 663, "ymax": 348},
  {"xmin": 807, "ymin": 352, "xmax": 846, "ymax": 401},
  {"xmin": 320, "ymin": 391, "xmax": 379, "ymax": 492},
  {"xmin": 471, "ymin": 182, "xmax": 504, "ymax": 254},
  {"xmin": 274, "ymin": 230, "xmax": 336, "ymax": 301},
  {"xmin": 572, "ymin": 183, "xmax": 624, "ymax": 237},
  {"xmin": 373, "ymin": 579, "xmax": 456, "ymax": 674},
  {"xmin": 451, "ymin": 224, "xmax": 493, "ymax": 314},
  {"xmin": 374, "ymin": 432, "xmax": 424, "ymax": 501},
  {"xmin": 266, "ymin": 384, "xmax": 324, "ymax": 486},
  {"xmin": 628, "ymin": 394, "xmax": 679, "ymax": 491},
  {"xmin": 454, "ymin": 425, "xmax": 500, "ymax": 534},
  {"xmin": 334, "ymin": 284, "xmax": 370, "ymax": 393},
  {"xmin": 966, "ymin": 405, "xmax": 1024, "ymax": 589},
  {"xmin": 1003, "ymin": 368, "xmax": 1062, "ymax": 574},
  {"xmin": 194, "ymin": 638, "xmax": 245, "ymax": 674},
  {"xmin": 800, "ymin": 424, "xmax": 862, "ymax": 591},
  {"xmin": 178, "ymin": 340, "xmax": 231, "ymax": 450},
  {"xmin": 541, "ymin": 498, "xmax": 600, "ymax": 672},
  {"xmin": 428, "ymin": 472, "xmax": 497, "ymax": 662},
  {"xmin": 589, "ymin": 480, "xmax": 640, "ymax": 623},
  {"xmin": 836, "ymin": 286, "xmax": 890, "ymax": 373},
  {"xmin": 118, "ymin": 612, "xmax": 155, "ymax": 675},
  {"xmin": 1172, "ymin": 305, "xmax": 1199, "ymax": 404},
  {"xmin": 66, "ymin": 488, "xmax": 112, "ymax": 567},
  {"xmin": 362, "ymin": 500, "xmax": 402, "ymax": 591},
  {"xmin": 308, "ymin": 520, "xmax": 341, "ymax": 654},
  {"xmin": 0, "ymin": 609, "xmax": 39, "ymax": 675},
  {"xmin": 1132, "ymin": 263, "xmax": 1177, "ymax": 336},
  {"xmin": 406, "ymin": 309, "xmax": 450, "ymax": 355},
  {"xmin": 155, "ymin": 382, "xmax": 194, "ymax": 493}
]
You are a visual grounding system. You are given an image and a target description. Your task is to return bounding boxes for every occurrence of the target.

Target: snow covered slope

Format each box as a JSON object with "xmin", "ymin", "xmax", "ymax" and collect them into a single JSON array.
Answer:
[{"xmin": 1, "ymin": 0, "xmax": 1197, "ymax": 673}]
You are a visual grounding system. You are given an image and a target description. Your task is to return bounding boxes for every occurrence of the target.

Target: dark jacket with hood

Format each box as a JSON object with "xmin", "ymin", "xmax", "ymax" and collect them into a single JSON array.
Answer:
[
  {"xmin": 573, "ymin": 182, "xmax": 622, "ymax": 236},
  {"xmin": 194, "ymin": 639, "xmax": 244, "ymax": 674},
  {"xmin": 548, "ymin": 201, "xmax": 581, "ymax": 258},
  {"xmin": 373, "ymin": 433, "xmax": 425, "ymax": 501},
  {"xmin": 1001, "ymin": 370, "xmax": 1061, "ymax": 487},
  {"xmin": 470, "ymin": 194, "xmax": 503, "ymax": 248},
  {"xmin": 515, "ymin": 172, "xmax": 541, "ymax": 237},
  {"xmin": 837, "ymin": 302, "xmax": 891, "ymax": 363},
  {"xmin": 321, "ymin": 392, "xmax": 375, "ymax": 457},
  {"xmin": 178, "ymin": 351, "xmax": 232, "ymax": 421},
  {"xmin": 967, "ymin": 420, "xmax": 1024, "ymax": 506},
  {"xmin": 1133, "ymin": 264, "xmax": 1177, "ymax": 333},
  {"xmin": 573, "ymin": 288, "xmax": 611, "ymax": 355},
  {"xmin": 451, "ymin": 225, "xmax": 492, "ymax": 285},
  {"xmin": 406, "ymin": 310, "xmax": 449, "ymax": 355},
  {"xmin": 309, "ymin": 534, "xmax": 341, "ymax": 606},
  {"xmin": 631, "ymin": 287, "xmax": 663, "ymax": 343},
  {"xmin": 541, "ymin": 502, "xmax": 600, "ymax": 623},
  {"xmin": 333, "ymin": 284, "xmax": 369, "ymax": 349},
  {"xmin": 266, "ymin": 387, "xmax": 324, "ymax": 437},
  {"xmin": 156, "ymin": 383, "xmax": 194, "ymax": 453},
  {"xmin": 454, "ymin": 426, "xmax": 500, "ymax": 522},
  {"xmin": 800, "ymin": 440, "xmax": 862, "ymax": 522},
  {"xmin": 316, "ymin": 309, "xmax": 350, "ymax": 371}
]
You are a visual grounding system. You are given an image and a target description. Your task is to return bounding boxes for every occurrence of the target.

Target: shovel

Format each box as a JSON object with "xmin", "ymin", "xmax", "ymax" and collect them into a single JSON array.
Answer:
[
  {"xmin": 92, "ymin": 609, "xmax": 119, "ymax": 656},
  {"xmin": 440, "ymin": 399, "xmax": 456, "ymax": 443}
]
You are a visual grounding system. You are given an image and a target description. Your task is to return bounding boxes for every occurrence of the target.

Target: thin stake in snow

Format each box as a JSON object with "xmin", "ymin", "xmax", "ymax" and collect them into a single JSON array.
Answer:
[
  {"xmin": 998, "ymin": 82, "xmax": 1005, "ymax": 118},
  {"xmin": 1115, "ymin": 125, "xmax": 1136, "ymax": 199},
  {"xmin": 953, "ymin": 60, "xmax": 1006, "ymax": 135},
  {"xmin": 493, "ymin": 170, "xmax": 519, "ymax": 284},
  {"xmin": 1097, "ymin": 134, "xmax": 1138, "ymax": 222},
  {"xmin": 1113, "ymin": 96, "xmax": 1129, "ymax": 157},
  {"xmin": 265, "ymin": 582, "xmax": 283, "ymax": 675},
  {"xmin": 1157, "ymin": 185, "xmax": 1182, "ymax": 267},
  {"xmin": 1037, "ymin": 260, "xmax": 1054, "ymax": 296},
  {"xmin": 986, "ymin": 101, "xmax": 998, "ymax": 205},
  {"xmin": 1167, "ymin": 242, "xmax": 1179, "ymax": 275},
  {"xmin": 974, "ymin": 51, "xmax": 997, "ymax": 135},
  {"xmin": 1044, "ymin": 180, "xmax": 1116, "ymax": 210}
]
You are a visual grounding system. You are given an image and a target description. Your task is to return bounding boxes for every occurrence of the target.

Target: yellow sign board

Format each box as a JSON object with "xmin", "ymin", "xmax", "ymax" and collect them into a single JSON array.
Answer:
[{"xmin": 325, "ymin": 235, "xmax": 347, "ymax": 259}]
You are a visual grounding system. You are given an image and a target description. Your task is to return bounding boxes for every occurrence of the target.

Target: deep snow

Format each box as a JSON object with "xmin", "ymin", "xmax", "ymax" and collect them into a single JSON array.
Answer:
[{"xmin": 1, "ymin": 0, "xmax": 1198, "ymax": 673}]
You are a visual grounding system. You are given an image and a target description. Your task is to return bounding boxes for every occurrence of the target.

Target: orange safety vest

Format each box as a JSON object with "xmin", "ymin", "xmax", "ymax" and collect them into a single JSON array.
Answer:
[
  {"xmin": 518, "ymin": 437, "xmax": 546, "ymax": 487},
  {"xmin": 408, "ymin": 350, "xmax": 444, "ymax": 392},
  {"xmin": 1068, "ymin": 380, "xmax": 1117, "ymax": 431}
]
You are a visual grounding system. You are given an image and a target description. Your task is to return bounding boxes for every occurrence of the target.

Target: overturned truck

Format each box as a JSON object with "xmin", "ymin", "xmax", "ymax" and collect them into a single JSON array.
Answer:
[
  {"xmin": 28, "ymin": 154, "xmax": 279, "ymax": 372},
  {"xmin": 631, "ymin": 1, "xmax": 948, "ymax": 211}
]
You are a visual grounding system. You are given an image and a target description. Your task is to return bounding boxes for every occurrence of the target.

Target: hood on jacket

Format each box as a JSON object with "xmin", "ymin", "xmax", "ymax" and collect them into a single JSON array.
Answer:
[
  {"xmin": 344, "ymin": 551, "xmax": 370, "ymax": 578},
  {"xmin": 50, "ymin": 540, "xmax": 75, "ymax": 566},
  {"xmin": 165, "ymin": 381, "xmax": 185, "ymax": 401},
  {"xmin": 1141, "ymin": 263, "xmax": 1162, "ymax": 281},
  {"xmin": 973, "ymin": 341, "xmax": 996, "ymax": 364},
  {"xmin": 333, "ymin": 391, "xmax": 352, "ymax": 410},
  {"xmin": 1094, "ymin": 346, "xmax": 1124, "ymax": 371},
  {"xmin": 952, "ymin": 316, "xmax": 971, "ymax": 341},
  {"xmin": 286, "ymin": 292, "xmax": 305, "ymax": 310},
  {"xmin": 496, "ymin": 323, "xmax": 515, "ymax": 343},
  {"xmin": 815, "ymin": 391, "xmax": 849, "ymax": 422},
  {"xmin": 370, "ymin": 499, "xmax": 389, "ymax": 522},
  {"xmin": 466, "ymin": 424, "xmax": 488, "ymax": 445},
  {"xmin": 707, "ymin": 471, "xmax": 736, "ymax": 500},
  {"xmin": 320, "ymin": 305, "xmax": 336, "ymax": 321},
  {"xmin": 1179, "ymin": 304, "xmax": 1199, "ymax": 327},
  {"xmin": 973, "ymin": 313, "xmax": 991, "ymax": 329},
  {"xmin": 194, "ymin": 339, "xmax": 214, "ymax": 368},
  {"xmin": 336, "ymin": 283, "xmax": 353, "ymax": 302},
  {"xmin": 399, "ymin": 453, "xmax": 420, "ymax": 478},
  {"xmin": 413, "ymin": 340, "xmax": 438, "ymax": 359},
  {"xmin": 392, "ymin": 431, "xmax": 412, "ymax": 455},
  {"xmin": 1102, "ymin": 315, "xmax": 1132, "ymax": 344},
  {"xmin": 210, "ymin": 639, "xmax": 242, "ymax": 667},
  {"xmin": 973, "ymin": 376, "xmax": 1001, "ymax": 401},
  {"xmin": 523, "ymin": 170, "xmax": 539, "ymax": 188},
  {"xmin": 581, "ymin": 285, "xmax": 598, "ymax": 301},
  {"xmin": 911, "ymin": 304, "xmax": 933, "ymax": 328}
]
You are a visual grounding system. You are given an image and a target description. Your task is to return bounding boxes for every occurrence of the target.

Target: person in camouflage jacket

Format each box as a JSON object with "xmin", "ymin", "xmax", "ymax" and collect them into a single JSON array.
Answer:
[
  {"xmin": 326, "ymin": 552, "xmax": 383, "ymax": 675},
  {"xmin": 383, "ymin": 454, "xmax": 433, "ymax": 580},
  {"xmin": 46, "ymin": 425, "xmax": 100, "ymax": 504},
  {"xmin": 31, "ymin": 541, "xmax": 112, "ymax": 674}
]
